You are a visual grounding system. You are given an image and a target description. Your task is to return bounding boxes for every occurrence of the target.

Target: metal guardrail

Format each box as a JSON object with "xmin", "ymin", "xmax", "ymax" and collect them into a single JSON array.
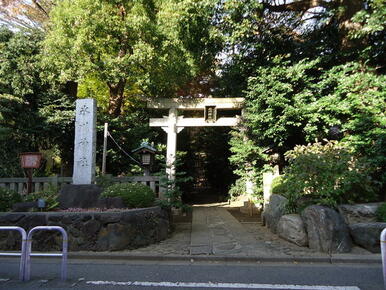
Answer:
[
  {"xmin": 0, "ymin": 226, "xmax": 68, "ymax": 281},
  {"xmin": 0, "ymin": 226, "xmax": 27, "ymax": 280},
  {"xmin": 24, "ymin": 226, "xmax": 68, "ymax": 281},
  {"xmin": 381, "ymin": 228, "xmax": 386, "ymax": 290}
]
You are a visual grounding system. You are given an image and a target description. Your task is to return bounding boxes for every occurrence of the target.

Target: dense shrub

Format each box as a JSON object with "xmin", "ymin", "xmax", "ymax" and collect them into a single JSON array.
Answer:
[
  {"xmin": 95, "ymin": 175, "xmax": 115, "ymax": 189},
  {"xmin": 102, "ymin": 183, "xmax": 155, "ymax": 208},
  {"xmin": 376, "ymin": 203, "xmax": 386, "ymax": 222},
  {"xmin": 23, "ymin": 185, "xmax": 59, "ymax": 211},
  {"xmin": 279, "ymin": 141, "xmax": 378, "ymax": 213},
  {"xmin": 0, "ymin": 187, "xmax": 22, "ymax": 212}
]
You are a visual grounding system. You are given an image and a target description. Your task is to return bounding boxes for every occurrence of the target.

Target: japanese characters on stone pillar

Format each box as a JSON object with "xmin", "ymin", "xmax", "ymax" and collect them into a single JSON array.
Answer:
[{"xmin": 73, "ymin": 98, "xmax": 97, "ymax": 184}]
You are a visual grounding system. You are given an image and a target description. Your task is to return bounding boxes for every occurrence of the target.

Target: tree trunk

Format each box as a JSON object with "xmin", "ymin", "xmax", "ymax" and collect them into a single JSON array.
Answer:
[
  {"xmin": 108, "ymin": 79, "xmax": 126, "ymax": 117},
  {"xmin": 64, "ymin": 81, "xmax": 78, "ymax": 101}
]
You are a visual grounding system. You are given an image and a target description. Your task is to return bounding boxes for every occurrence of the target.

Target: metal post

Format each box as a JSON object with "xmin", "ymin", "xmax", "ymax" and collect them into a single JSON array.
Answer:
[
  {"xmin": 381, "ymin": 228, "xmax": 386, "ymax": 290},
  {"xmin": 102, "ymin": 122, "xmax": 108, "ymax": 175},
  {"xmin": 25, "ymin": 226, "xmax": 68, "ymax": 281},
  {"xmin": 0, "ymin": 226, "xmax": 27, "ymax": 281}
]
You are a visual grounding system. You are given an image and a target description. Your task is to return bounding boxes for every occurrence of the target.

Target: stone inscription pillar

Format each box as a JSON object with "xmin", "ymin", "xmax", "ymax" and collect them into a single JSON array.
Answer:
[{"xmin": 73, "ymin": 98, "xmax": 97, "ymax": 184}]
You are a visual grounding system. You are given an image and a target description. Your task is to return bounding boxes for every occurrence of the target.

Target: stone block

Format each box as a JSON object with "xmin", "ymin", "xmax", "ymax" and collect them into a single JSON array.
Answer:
[
  {"xmin": 58, "ymin": 184, "xmax": 103, "ymax": 209},
  {"xmin": 262, "ymin": 194, "xmax": 288, "ymax": 233},
  {"xmin": 277, "ymin": 214, "xmax": 308, "ymax": 247},
  {"xmin": 0, "ymin": 213, "xmax": 25, "ymax": 224},
  {"xmin": 350, "ymin": 222, "xmax": 386, "ymax": 253},
  {"xmin": 83, "ymin": 219, "xmax": 101, "ymax": 236},
  {"xmin": 97, "ymin": 223, "xmax": 135, "ymax": 251},
  {"xmin": 18, "ymin": 214, "xmax": 46, "ymax": 230},
  {"xmin": 302, "ymin": 205, "xmax": 352, "ymax": 253},
  {"xmin": 97, "ymin": 197, "xmax": 125, "ymax": 209},
  {"xmin": 12, "ymin": 202, "xmax": 37, "ymax": 212},
  {"xmin": 338, "ymin": 203, "xmax": 381, "ymax": 225},
  {"xmin": 95, "ymin": 213, "xmax": 122, "ymax": 224}
]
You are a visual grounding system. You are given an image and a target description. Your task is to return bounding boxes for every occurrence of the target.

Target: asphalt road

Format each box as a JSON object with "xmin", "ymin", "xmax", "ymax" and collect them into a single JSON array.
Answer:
[{"xmin": 0, "ymin": 258, "xmax": 383, "ymax": 290}]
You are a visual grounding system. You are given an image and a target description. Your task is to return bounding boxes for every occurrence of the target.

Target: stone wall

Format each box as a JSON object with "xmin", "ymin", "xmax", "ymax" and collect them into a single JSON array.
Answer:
[
  {"xmin": 264, "ymin": 194, "xmax": 385, "ymax": 253},
  {"xmin": 0, "ymin": 207, "xmax": 171, "ymax": 252}
]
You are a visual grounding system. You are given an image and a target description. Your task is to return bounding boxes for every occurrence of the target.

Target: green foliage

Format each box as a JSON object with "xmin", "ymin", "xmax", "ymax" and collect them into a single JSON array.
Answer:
[
  {"xmin": 78, "ymin": 74, "xmax": 110, "ymax": 112},
  {"xmin": 223, "ymin": 0, "xmax": 385, "ymax": 203},
  {"xmin": 271, "ymin": 176, "xmax": 286, "ymax": 196},
  {"xmin": 96, "ymin": 107, "xmax": 156, "ymax": 176},
  {"xmin": 23, "ymin": 185, "xmax": 59, "ymax": 211},
  {"xmin": 376, "ymin": 203, "xmax": 386, "ymax": 222},
  {"xmin": 157, "ymin": 173, "xmax": 192, "ymax": 211},
  {"xmin": 0, "ymin": 26, "xmax": 75, "ymax": 177},
  {"xmin": 280, "ymin": 141, "xmax": 378, "ymax": 213},
  {"xmin": 43, "ymin": 0, "xmax": 220, "ymax": 115},
  {"xmin": 95, "ymin": 175, "xmax": 115, "ymax": 190},
  {"xmin": 230, "ymin": 58, "xmax": 386, "ymax": 196},
  {"xmin": 228, "ymin": 177, "xmax": 246, "ymax": 201},
  {"xmin": 156, "ymin": 156, "xmax": 192, "ymax": 211},
  {"xmin": 350, "ymin": 0, "xmax": 386, "ymax": 68},
  {"xmin": 102, "ymin": 183, "xmax": 155, "ymax": 208},
  {"xmin": 0, "ymin": 188, "xmax": 21, "ymax": 212}
]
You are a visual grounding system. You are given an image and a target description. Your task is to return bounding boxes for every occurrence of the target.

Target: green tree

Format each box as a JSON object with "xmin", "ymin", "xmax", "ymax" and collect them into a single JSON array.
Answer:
[
  {"xmin": 43, "ymin": 0, "xmax": 220, "ymax": 117},
  {"xmin": 0, "ymin": 26, "xmax": 75, "ymax": 177},
  {"xmin": 230, "ymin": 58, "xmax": 385, "ymax": 197},
  {"xmin": 222, "ymin": 0, "xmax": 386, "ymax": 199}
]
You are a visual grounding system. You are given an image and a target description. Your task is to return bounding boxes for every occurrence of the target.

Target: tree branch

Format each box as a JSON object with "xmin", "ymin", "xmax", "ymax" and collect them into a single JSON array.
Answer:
[{"xmin": 31, "ymin": 0, "xmax": 49, "ymax": 16}]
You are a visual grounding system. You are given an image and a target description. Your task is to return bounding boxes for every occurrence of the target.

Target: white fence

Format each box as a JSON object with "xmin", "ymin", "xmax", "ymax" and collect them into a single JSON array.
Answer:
[{"xmin": 0, "ymin": 175, "xmax": 162, "ymax": 197}]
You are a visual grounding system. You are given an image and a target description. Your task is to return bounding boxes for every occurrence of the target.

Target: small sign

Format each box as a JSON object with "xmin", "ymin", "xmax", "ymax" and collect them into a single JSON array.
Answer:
[
  {"xmin": 20, "ymin": 152, "xmax": 42, "ymax": 169},
  {"xmin": 205, "ymin": 106, "xmax": 217, "ymax": 123}
]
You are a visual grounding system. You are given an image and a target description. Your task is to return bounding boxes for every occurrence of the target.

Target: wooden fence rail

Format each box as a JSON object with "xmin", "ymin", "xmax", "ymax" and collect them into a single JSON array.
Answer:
[{"xmin": 0, "ymin": 175, "xmax": 162, "ymax": 197}]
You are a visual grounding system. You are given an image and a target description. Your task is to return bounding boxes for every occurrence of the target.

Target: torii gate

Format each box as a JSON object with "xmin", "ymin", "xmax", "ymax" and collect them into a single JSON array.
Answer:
[{"xmin": 147, "ymin": 98, "xmax": 245, "ymax": 187}]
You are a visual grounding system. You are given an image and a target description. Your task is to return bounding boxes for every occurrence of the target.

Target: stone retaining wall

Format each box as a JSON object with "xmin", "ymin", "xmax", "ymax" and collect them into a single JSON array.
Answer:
[
  {"xmin": 0, "ymin": 207, "xmax": 171, "ymax": 252},
  {"xmin": 263, "ymin": 195, "xmax": 385, "ymax": 253}
]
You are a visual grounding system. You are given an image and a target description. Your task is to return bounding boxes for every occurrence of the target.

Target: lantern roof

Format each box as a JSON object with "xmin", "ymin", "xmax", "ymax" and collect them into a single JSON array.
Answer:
[{"xmin": 132, "ymin": 142, "xmax": 157, "ymax": 154}]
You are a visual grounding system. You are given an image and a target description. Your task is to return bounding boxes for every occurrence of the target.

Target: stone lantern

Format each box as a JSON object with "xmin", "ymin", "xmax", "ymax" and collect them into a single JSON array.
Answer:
[{"xmin": 132, "ymin": 142, "xmax": 157, "ymax": 176}]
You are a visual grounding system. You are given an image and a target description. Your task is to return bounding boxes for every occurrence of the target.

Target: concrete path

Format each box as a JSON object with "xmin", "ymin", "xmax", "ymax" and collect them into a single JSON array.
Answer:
[{"xmin": 190, "ymin": 206, "xmax": 264, "ymax": 255}]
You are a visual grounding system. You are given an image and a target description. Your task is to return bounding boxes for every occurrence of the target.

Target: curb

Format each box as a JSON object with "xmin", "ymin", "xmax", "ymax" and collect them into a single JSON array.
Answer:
[{"xmin": 67, "ymin": 252, "xmax": 382, "ymax": 265}]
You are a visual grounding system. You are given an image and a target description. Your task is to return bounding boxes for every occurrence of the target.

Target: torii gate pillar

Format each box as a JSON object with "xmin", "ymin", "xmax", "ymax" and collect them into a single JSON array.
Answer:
[{"xmin": 164, "ymin": 107, "xmax": 184, "ymax": 181}]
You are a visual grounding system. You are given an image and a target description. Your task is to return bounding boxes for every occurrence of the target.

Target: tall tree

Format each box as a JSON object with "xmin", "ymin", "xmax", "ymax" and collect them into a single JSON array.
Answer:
[
  {"xmin": 221, "ymin": 0, "xmax": 386, "ymax": 196},
  {"xmin": 217, "ymin": 0, "xmax": 386, "ymax": 97},
  {"xmin": 0, "ymin": 26, "xmax": 75, "ymax": 177},
  {"xmin": 42, "ymin": 0, "xmax": 220, "ymax": 117}
]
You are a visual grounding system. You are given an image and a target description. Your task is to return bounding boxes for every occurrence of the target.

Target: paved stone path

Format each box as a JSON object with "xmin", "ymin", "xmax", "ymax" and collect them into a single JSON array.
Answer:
[
  {"xmin": 128, "ymin": 204, "xmax": 374, "ymax": 258},
  {"xmin": 190, "ymin": 207, "xmax": 258, "ymax": 255}
]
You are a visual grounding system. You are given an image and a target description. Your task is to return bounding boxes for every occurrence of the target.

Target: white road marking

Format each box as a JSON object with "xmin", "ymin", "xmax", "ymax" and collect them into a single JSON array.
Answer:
[{"xmin": 86, "ymin": 280, "xmax": 360, "ymax": 289}]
